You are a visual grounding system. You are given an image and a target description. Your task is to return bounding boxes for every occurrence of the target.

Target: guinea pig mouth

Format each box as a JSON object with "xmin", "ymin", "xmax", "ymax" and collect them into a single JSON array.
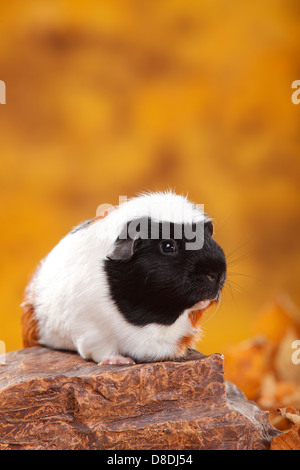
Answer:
[{"xmin": 188, "ymin": 299, "xmax": 213, "ymax": 311}]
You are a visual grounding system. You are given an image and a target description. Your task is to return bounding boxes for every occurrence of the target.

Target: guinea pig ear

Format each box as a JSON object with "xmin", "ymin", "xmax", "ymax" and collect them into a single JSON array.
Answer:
[
  {"xmin": 106, "ymin": 236, "xmax": 138, "ymax": 262},
  {"xmin": 205, "ymin": 220, "xmax": 214, "ymax": 236}
]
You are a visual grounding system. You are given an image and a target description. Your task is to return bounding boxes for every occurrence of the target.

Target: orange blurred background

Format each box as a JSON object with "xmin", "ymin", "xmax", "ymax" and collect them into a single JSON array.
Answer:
[{"xmin": 0, "ymin": 0, "xmax": 299, "ymax": 355}]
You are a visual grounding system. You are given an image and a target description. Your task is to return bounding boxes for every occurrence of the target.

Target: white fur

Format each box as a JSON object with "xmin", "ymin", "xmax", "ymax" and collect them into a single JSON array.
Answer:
[{"xmin": 28, "ymin": 191, "xmax": 208, "ymax": 363}]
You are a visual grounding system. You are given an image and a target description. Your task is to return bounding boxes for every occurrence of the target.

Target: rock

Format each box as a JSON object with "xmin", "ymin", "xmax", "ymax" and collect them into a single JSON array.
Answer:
[
  {"xmin": 0, "ymin": 346, "xmax": 280, "ymax": 450},
  {"xmin": 270, "ymin": 426, "xmax": 300, "ymax": 450}
]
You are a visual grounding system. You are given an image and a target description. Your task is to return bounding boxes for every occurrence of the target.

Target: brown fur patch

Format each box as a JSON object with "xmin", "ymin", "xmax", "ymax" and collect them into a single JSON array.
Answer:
[
  {"xmin": 21, "ymin": 301, "xmax": 40, "ymax": 348},
  {"xmin": 175, "ymin": 309, "xmax": 205, "ymax": 357},
  {"xmin": 21, "ymin": 265, "xmax": 41, "ymax": 348},
  {"xmin": 89, "ymin": 206, "xmax": 116, "ymax": 225},
  {"xmin": 20, "ymin": 209, "xmax": 116, "ymax": 348}
]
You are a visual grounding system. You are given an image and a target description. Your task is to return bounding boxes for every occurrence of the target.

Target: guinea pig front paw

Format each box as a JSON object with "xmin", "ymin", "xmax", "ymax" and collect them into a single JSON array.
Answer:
[{"xmin": 98, "ymin": 354, "xmax": 136, "ymax": 366}]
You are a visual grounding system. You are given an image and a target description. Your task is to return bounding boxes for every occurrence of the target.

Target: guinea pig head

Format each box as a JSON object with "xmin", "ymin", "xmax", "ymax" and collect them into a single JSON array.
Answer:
[{"xmin": 104, "ymin": 218, "xmax": 226, "ymax": 327}]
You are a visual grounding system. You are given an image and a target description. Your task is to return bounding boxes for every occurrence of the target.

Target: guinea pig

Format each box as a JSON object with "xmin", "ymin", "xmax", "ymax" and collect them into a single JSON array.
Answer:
[{"xmin": 21, "ymin": 191, "xmax": 226, "ymax": 365}]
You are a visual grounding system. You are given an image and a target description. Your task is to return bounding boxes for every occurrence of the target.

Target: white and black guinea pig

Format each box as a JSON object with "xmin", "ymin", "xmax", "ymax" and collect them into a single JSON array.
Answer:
[{"xmin": 21, "ymin": 191, "xmax": 226, "ymax": 365}]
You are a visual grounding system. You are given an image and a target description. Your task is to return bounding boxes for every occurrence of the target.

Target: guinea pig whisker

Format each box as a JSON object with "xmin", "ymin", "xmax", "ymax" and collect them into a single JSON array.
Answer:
[
  {"xmin": 201, "ymin": 293, "xmax": 222, "ymax": 325},
  {"xmin": 227, "ymin": 270, "xmax": 262, "ymax": 297},
  {"xmin": 226, "ymin": 277, "xmax": 248, "ymax": 296},
  {"xmin": 224, "ymin": 282, "xmax": 241, "ymax": 309},
  {"xmin": 223, "ymin": 281, "xmax": 235, "ymax": 300},
  {"xmin": 226, "ymin": 236, "xmax": 253, "ymax": 259},
  {"xmin": 226, "ymin": 237, "xmax": 255, "ymax": 269},
  {"xmin": 144, "ymin": 271, "xmax": 150, "ymax": 285},
  {"xmin": 227, "ymin": 271, "xmax": 260, "ymax": 281},
  {"xmin": 226, "ymin": 250, "xmax": 255, "ymax": 266}
]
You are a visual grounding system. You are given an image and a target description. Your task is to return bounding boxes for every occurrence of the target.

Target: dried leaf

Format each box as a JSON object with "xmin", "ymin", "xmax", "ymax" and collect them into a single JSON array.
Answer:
[
  {"xmin": 275, "ymin": 328, "xmax": 300, "ymax": 385},
  {"xmin": 224, "ymin": 294, "xmax": 300, "ymax": 432},
  {"xmin": 277, "ymin": 408, "xmax": 300, "ymax": 426},
  {"xmin": 224, "ymin": 335, "xmax": 271, "ymax": 400},
  {"xmin": 252, "ymin": 294, "xmax": 300, "ymax": 345},
  {"xmin": 258, "ymin": 373, "xmax": 277, "ymax": 410}
]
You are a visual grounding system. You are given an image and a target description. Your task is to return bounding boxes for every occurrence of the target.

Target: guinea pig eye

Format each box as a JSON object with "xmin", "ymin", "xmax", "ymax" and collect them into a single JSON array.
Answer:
[{"xmin": 159, "ymin": 239, "xmax": 178, "ymax": 255}]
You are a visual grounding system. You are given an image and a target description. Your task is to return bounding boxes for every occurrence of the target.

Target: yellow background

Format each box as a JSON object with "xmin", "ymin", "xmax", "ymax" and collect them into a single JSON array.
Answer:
[{"xmin": 0, "ymin": 0, "xmax": 299, "ymax": 354}]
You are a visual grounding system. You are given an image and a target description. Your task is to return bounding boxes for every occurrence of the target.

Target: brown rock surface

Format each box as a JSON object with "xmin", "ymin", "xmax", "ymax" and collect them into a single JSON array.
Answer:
[
  {"xmin": 0, "ymin": 347, "xmax": 280, "ymax": 450},
  {"xmin": 270, "ymin": 426, "xmax": 300, "ymax": 450}
]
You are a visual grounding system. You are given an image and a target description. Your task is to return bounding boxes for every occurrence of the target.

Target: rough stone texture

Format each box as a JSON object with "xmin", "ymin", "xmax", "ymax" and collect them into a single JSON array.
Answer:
[
  {"xmin": 270, "ymin": 426, "xmax": 300, "ymax": 450},
  {"xmin": 0, "ymin": 347, "xmax": 280, "ymax": 450}
]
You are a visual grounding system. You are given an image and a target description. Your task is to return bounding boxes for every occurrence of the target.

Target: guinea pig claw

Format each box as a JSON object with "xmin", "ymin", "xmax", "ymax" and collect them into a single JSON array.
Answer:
[{"xmin": 98, "ymin": 355, "xmax": 136, "ymax": 366}]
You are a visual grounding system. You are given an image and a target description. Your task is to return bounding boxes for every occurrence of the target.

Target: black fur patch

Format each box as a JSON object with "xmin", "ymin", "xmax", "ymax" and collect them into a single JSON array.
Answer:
[{"xmin": 104, "ymin": 219, "xmax": 226, "ymax": 327}]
